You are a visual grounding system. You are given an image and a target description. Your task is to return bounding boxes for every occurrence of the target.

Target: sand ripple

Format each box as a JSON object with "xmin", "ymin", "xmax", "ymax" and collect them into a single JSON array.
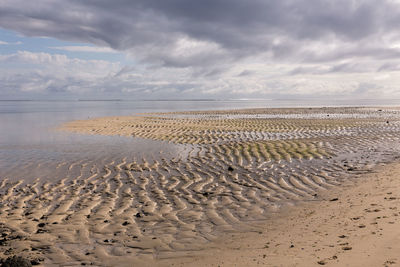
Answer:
[{"xmin": 1, "ymin": 107, "xmax": 400, "ymax": 265}]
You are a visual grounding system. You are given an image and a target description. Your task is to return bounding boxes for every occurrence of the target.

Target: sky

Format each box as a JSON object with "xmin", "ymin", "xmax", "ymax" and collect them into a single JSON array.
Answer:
[{"xmin": 1, "ymin": 0, "xmax": 400, "ymax": 100}]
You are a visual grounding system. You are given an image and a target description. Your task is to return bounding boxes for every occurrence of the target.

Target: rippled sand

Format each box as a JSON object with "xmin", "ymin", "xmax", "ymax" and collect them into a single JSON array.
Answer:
[{"xmin": 2, "ymin": 107, "xmax": 400, "ymax": 266}]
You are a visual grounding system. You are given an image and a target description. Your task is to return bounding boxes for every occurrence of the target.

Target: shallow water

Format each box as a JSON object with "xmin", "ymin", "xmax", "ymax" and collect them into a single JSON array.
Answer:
[
  {"xmin": 0, "ymin": 100, "xmax": 376, "ymax": 179},
  {"xmin": 0, "ymin": 100, "xmax": 268, "ymax": 181},
  {"xmin": 1, "ymin": 99, "xmax": 400, "ymax": 182}
]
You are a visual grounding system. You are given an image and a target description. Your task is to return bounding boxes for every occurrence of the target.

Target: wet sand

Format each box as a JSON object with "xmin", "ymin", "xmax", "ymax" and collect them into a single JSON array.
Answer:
[
  {"xmin": 157, "ymin": 161, "xmax": 400, "ymax": 267},
  {"xmin": 1, "ymin": 107, "xmax": 400, "ymax": 266}
]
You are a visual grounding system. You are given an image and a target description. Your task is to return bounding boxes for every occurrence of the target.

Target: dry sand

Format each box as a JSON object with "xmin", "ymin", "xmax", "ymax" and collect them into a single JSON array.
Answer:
[{"xmin": 1, "ymin": 107, "xmax": 400, "ymax": 266}]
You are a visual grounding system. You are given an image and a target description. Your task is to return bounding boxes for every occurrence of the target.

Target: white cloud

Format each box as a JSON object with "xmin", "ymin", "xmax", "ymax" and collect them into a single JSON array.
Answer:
[
  {"xmin": 0, "ymin": 40, "xmax": 22, "ymax": 45},
  {"xmin": 50, "ymin": 46, "xmax": 118, "ymax": 53},
  {"xmin": 0, "ymin": 51, "xmax": 121, "ymax": 94},
  {"xmin": 2, "ymin": 49, "xmax": 400, "ymax": 99}
]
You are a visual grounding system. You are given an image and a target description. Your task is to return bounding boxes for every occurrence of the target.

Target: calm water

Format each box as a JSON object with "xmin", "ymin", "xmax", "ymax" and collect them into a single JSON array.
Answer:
[{"xmin": 1, "ymin": 99, "xmax": 400, "ymax": 181}]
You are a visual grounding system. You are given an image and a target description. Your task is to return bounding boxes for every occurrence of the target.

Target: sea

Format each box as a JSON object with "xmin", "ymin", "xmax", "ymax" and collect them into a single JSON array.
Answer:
[{"xmin": 1, "ymin": 98, "xmax": 400, "ymax": 182}]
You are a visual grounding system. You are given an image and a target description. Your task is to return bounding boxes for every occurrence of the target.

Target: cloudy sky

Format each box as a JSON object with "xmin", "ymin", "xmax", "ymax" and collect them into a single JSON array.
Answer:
[{"xmin": 1, "ymin": 0, "xmax": 400, "ymax": 100}]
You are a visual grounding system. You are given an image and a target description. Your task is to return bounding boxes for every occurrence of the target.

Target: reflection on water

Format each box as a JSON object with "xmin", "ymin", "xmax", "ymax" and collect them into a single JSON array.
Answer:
[{"xmin": 1, "ymin": 99, "xmax": 400, "ymax": 182}]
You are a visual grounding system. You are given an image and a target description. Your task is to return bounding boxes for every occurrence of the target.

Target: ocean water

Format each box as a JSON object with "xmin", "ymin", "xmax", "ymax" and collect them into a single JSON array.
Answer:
[{"xmin": 1, "ymin": 98, "xmax": 400, "ymax": 182}]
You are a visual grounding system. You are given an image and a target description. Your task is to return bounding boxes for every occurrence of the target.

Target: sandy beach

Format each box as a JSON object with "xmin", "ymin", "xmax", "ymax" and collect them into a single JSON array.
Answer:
[{"xmin": 1, "ymin": 107, "xmax": 400, "ymax": 266}]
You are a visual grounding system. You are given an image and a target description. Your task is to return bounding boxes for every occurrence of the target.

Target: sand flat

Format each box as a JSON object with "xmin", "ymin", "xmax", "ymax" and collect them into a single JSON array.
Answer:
[{"xmin": 1, "ymin": 107, "xmax": 400, "ymax": 265}]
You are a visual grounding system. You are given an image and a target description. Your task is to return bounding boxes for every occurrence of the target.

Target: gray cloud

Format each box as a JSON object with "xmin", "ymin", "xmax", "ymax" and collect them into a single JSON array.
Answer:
[
  {"xmin": 236, "ymin": 70, "xmax": 255, "ymax": 77},
  {"xmin": 1, "ymin": 1, "xmax": 400, "ymax": 62},
  {"xmin": 378, "ymin": 62, "xmax": 400, "ymax": 72},
  {"xmin": 1, "ymin": 0, "xmax": 400, "ymax": 98}
]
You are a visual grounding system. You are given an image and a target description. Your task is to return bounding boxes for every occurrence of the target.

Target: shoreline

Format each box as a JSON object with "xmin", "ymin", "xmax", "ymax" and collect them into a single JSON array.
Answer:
[{"xmin": 154, "ymin": 160, "xmax": 400, "ymax": 266}]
